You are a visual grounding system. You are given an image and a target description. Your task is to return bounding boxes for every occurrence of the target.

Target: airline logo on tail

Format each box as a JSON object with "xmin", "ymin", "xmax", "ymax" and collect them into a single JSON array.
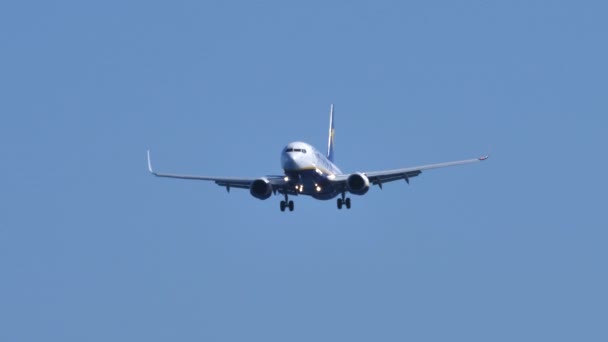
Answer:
[{"xmin": 327, "ymin": 104, "xmax": 335, "ymax": 162}]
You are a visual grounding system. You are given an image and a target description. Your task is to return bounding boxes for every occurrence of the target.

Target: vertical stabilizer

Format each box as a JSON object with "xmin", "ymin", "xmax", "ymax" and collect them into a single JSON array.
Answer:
[{"xmin": 327, "ymin": 104, "xmax": 335, "ymax": 162}]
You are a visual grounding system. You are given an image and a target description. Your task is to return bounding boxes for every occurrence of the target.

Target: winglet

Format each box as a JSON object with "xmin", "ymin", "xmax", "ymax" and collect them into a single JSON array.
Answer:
[
  {"xmin": 479, "ymin": 145, "xmax": 492, "ymax": 161},
  {"xmin": 147, "ymin": 150, "xmax": 156, "ymax": 174}
]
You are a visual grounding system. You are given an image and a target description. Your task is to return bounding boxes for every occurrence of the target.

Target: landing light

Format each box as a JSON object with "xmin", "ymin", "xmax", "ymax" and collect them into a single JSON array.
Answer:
[
  {"xmin": 284, "ymin": 176, "xmax": 289, "ymax": 182},
  {"xmin": 315, "ymin": 186, "xmax": 322, "ymax": 192}
]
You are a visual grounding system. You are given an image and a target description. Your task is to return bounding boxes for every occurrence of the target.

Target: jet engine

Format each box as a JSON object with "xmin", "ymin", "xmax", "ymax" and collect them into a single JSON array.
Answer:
[
  {"xmin": 250, "ymin": 178, "xmax": 273, "ymax": 200},
  {"xmin": 346, "ymin": 173, "xmax": 370, "ymax": 195}
]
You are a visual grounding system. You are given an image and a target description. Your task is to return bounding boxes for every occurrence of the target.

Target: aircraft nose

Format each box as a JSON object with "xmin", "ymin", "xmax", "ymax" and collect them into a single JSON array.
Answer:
[{"xmin": 281, "ymin": 152, "xmax": 300, "ymax": 170}]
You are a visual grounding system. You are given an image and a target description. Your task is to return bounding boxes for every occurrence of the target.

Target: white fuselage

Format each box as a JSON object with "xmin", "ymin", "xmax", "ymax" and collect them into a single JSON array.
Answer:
[{"xmin": 280, "ymin": 141, "xmax": 342, "ymax": 200}]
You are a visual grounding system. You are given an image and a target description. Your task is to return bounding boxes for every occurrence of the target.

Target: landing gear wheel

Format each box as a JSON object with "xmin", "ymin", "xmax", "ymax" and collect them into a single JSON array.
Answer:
[
  {"xmin": 280, "ymin": 201, "xmax": 286, "ymax": 212},
  {"xmin": 288, "ymin": 200, "xmax": 294, "ymax": 211},
  {"xmin": 345, "ymin": 198, "xmax": 351, "ymax": 209},
  {"xmin": 337, "ymin": 198, "xmax": 343, "ymax": 209}
]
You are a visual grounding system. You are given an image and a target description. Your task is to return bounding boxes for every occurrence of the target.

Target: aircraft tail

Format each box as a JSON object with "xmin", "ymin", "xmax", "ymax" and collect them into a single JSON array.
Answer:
[{"xmin": 327, "ymin": 104, "xmax": 335, "ymax": 162}]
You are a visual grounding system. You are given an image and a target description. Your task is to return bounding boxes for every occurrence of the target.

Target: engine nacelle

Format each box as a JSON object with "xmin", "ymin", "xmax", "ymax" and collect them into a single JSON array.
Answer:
[
  {"xmin": 250, "ymin": 178, "xmax": 273, "ymax": 200},
  {"xmin": 346, "ymin": 173, "xmax": 370, "ymax": 195}
]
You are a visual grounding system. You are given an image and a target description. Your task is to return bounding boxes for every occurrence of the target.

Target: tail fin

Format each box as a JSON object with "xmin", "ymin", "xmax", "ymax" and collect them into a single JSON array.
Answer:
[{"xmin": 327, "ymin": 104, "xmax": 335, "ymax": 162}]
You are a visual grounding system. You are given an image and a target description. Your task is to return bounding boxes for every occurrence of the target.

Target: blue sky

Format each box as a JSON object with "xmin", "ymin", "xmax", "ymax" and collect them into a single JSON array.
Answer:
[{"xmin": 1, "ymin": 1, "xmax": 606, "ymax": 341}]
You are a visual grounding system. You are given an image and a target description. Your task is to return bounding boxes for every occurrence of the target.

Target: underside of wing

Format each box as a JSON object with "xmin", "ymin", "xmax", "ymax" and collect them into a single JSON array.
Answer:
[
  {"xmin": 331, "ymin": 155, "xmax": 488, "ymax": 189},
  {"xmin": 366, "ymin": 157, "xmax": 487, "ymax": 184},
  {"xmin": 147, "ymin": 150, "xmax": 288, "ymax": 191}
]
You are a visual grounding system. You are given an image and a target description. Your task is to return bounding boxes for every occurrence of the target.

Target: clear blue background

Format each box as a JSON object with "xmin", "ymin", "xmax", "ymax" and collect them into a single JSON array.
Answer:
[{"xmin": 1, "ymin": 1, "xmax": 606, "ymax": 341}]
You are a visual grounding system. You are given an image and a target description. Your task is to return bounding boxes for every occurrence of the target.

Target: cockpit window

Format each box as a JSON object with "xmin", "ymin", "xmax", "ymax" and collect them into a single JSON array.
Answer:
[
  {"xmin": 294, "ymin": 148, "xmax": 301, "ymax": 152},
  {"xmin": 286, "ymin": 148, "xmax": 294, "ymax": 152},
  {"xmin": 286, "ymin": 148, "xmax": 306, "ymax": 153},
  {"xmin": 302, "ymin": 149, "xmax": 307, "ymax": 153}
]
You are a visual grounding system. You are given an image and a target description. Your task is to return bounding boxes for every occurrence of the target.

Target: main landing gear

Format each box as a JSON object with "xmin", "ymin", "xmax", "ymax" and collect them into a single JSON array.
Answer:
[
  {"xmin": 337, "ymin": 192, "xmax": 351, "ymax": 210},
  {"xmin": 280, "ymin": 193, "xmax": 294, "ymax": 212}
]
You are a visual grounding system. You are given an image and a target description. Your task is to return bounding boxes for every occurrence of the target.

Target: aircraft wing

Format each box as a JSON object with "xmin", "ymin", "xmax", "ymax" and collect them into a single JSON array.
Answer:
[
  {"xmin": 334, "ymin": 155, "xmax": 488, "ymax": 187},
  {"xmin": 147, "ymin": 150, "xmax": 285, "ymax": 190}
]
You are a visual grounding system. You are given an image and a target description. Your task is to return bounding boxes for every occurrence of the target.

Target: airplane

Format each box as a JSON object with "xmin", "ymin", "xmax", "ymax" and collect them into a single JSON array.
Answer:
[{"xmin": 147, "ymin": 105, "xmax": 488, "ymax": 212}]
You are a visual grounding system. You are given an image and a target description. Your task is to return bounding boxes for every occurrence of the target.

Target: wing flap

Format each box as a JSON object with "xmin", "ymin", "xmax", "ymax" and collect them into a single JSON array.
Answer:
[{"xmin": 369, "ymin": 170, "xmax": 421, "ymax": 185}]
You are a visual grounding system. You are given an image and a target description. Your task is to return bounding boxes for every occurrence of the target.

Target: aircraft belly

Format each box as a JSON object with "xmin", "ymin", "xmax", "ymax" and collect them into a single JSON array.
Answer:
[
  {"xmin": 311, "ymin": 191, "xmax": 339, "ymax": 200},
  {"xmin": 296, "ymin": 171, "xmax": 339, "ymax": 200}
]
